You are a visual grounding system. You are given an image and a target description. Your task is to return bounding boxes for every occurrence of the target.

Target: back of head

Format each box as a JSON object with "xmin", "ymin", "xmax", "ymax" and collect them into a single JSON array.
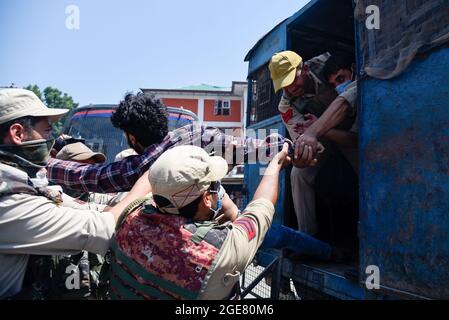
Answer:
[{"xmin": 111, "ymin": 92, "xmax": 169, "ymax": 148}]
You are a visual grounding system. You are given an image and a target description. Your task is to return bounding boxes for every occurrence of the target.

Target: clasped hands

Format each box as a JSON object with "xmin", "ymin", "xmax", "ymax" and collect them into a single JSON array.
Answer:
[{"xmin": 292, "ymin": 131, "xmax": 324, "ymax": 168}]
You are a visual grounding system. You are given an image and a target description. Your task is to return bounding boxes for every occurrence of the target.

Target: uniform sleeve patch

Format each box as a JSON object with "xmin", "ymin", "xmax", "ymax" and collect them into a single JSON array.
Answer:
[
  {"xmin": 280, "ymin": 109, "xmax": 293, "ymax": 124},
  {"xmin": 234, "ymin": 217, "xmax": 256, "ymax": 241}
]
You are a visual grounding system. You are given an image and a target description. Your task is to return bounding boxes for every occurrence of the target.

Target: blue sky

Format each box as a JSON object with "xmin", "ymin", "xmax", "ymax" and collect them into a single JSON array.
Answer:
[{"xmin": 0, "ymin": 0, "xmax": 308, "ymax": 106}]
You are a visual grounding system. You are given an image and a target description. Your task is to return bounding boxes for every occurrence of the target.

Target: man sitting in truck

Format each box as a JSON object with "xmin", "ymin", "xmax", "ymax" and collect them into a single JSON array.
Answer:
[{"xmin": 269, "ymin": 51, "xmax": 358, "ymax": 236}]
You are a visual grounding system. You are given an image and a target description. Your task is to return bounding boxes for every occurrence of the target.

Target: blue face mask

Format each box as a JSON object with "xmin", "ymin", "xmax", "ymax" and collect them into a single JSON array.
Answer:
[
  {"xmin": 336, "ymin": 80, "xmax": 352, "ymax": 94},
  {"xmin": 209, "ymin": 185, "xmax": 225, "ymax": 219}
]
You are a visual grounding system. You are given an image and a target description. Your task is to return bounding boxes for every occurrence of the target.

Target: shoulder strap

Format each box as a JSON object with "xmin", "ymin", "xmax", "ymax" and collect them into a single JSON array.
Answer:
[
  {"xmin": 116, "ymin": 195, "xmax": 152, "ymax": 231},
  {"xmin": 190, "ymin": 221, "xmax": 219, "ymax": 245}
]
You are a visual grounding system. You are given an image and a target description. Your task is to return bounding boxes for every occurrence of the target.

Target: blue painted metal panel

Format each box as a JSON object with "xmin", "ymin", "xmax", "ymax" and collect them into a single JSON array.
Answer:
[
  {"xmin": 286, "ymin": 263, "xmax": 367, "ymax": 300},
  {"xmin": 286, "ymin": 0, "xmax": 320, "ymax": 29},
  {"xmin": 244, "ymin": 115, "xmax": 287, "ymax": 225},
  {"xmin": 359, "ymin": 48, "xmax": 449, "ymax": 299},
  {"xmin": 247, "ymin": 22, "xmax": 288, "ymax": 75},
  {"xmin": 245, "ymin": 0, "xmax": 325, "ymax": 75}
]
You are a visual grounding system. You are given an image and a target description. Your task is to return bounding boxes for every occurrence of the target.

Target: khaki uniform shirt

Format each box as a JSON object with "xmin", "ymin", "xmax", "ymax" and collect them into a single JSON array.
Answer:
[
  {"xmin": 278, "ymin": 82, "xmax": 338, "ymax": 141},
  {"xmin": 277, "ymin": 53, "xmax": 357, "ymax": 142},
  {"xmin": 199, "ymin": 198, "xmax": 275, "ymax": 299},
  {"xmin": 338, "ymin": 81, "xmax": 358, "ymax": 133},
  {"xmin": 0, "ymin": 163, "xmax": 115, "ymax": 299},
  {"xmin": 278, "ymin": 80, "xmax": 358, "ymax": 141}
]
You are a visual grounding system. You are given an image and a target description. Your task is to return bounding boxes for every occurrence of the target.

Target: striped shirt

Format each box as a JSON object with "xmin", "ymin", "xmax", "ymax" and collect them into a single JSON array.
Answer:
[{"xmin": 46, "ymin": 124, "xmax": 287, "ymax": 193}]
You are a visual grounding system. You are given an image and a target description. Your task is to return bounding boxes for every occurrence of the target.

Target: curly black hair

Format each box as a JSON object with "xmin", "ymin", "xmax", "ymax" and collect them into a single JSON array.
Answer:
[
  {"xmin": 111, "ymin": 92, "xmax": 169, "ymax": 148},
  {"xmin": 321, "ymin": 54, "xmax": 355, "ymax": 82}
]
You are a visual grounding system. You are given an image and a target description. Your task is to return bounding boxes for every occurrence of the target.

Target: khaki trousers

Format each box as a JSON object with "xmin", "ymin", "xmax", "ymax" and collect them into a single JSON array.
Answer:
[{"xmin": 290, "ymin": 145, "xmax": 358, "ymax": 235}]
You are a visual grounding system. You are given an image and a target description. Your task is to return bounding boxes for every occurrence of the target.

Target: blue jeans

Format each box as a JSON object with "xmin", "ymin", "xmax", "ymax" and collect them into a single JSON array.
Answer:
[{"xmin": 260, "ymin": 223, "xmax": 332, "ymax": 260}]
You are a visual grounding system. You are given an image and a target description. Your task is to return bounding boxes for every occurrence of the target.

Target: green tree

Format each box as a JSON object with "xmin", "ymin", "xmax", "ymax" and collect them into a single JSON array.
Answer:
[
  {"xmin": 24, "ymin": 84, "xmax": 42, "ymax": 100},
  {"xmin": 24, "ymin": 85, "xmax": 78, "ymax": 136}
]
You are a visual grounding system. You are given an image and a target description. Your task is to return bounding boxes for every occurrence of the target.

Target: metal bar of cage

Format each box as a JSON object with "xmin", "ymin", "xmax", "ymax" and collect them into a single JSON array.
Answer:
[{"xmin": 241, "ymin": 257, "xmax": 279, "ymax": 299}]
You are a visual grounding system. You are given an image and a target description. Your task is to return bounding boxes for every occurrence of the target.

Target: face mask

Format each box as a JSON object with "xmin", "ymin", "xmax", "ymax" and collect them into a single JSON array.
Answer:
[
  {"xmin": 209, "ymin": 185, "xmax": 225, "ymax": 219},
  {"xmin": 0, "ymin": 138, "xmax": 55, "ymax": 166},
  {"xmin": 336, "ymin": 80, "xmax": 352, "ymax": 95}
]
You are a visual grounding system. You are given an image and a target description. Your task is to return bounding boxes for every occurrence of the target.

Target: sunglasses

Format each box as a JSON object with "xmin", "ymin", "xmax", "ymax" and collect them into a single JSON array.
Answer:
[{"xmin": 208, "ymin": 181, "xmax": 222, "ymax": 193}]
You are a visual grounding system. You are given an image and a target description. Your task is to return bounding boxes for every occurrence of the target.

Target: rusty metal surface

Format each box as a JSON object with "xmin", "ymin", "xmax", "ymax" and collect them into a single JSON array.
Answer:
[
  {"xmin": 355, "ymin": 0, "xmax": 449, "ymax": 79},
  {"xmin": 359, "ymin": 48, "xmax": 449, "ymax": 299}
]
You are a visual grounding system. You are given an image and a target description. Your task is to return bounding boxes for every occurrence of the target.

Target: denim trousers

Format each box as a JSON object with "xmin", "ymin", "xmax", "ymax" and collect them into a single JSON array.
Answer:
[{"xmin": 260, "ymin": 222, "xmax": 332, "ymax": 260}]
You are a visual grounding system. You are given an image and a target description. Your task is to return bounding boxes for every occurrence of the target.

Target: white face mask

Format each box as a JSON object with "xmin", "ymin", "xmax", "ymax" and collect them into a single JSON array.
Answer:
[
  {"xmin": 336, "ymin": 80, "xmax": 352, "ymax": 94},
  {"xmin": 209, "ymin": 185, "xmax": 225, "ymax": 219}
]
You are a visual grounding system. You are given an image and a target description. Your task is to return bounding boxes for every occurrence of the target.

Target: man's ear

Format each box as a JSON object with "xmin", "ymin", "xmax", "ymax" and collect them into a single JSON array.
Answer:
[
  {"xmin": 6, "ymin": 123, "xmax": 26, "ymax": 145},
  {"xmin": 126, "ymin": 132, "xmax": 145, "ymax": 153},
  {"xmin": 202, "ymin": 192, "xmax": 213, "ymax": 209},
  {"xmin": 126, "ymin": 132, "xmax": 137, "ymax": 146}
]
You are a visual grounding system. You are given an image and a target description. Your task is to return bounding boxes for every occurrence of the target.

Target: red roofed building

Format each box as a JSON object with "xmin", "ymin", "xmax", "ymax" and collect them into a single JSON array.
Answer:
[{"xmin": 141, "ymin": 81, "xmax": 247, "ymax": 135}]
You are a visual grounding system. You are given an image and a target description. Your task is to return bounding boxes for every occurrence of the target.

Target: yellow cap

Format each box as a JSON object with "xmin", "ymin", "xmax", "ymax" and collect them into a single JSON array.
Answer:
[{"xmin": 268, "ymin": 51, "xmax": 303, "ymax": 93}]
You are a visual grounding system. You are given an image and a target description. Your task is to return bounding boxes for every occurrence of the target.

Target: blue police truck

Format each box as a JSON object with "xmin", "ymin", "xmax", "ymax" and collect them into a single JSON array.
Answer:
[{"xmin": 243, "ymin": 0, "xmax": 449, "ymax": 299}]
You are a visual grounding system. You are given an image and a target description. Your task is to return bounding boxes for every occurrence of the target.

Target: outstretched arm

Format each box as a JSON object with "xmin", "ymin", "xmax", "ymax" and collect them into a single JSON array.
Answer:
[
  {"xmin": 294, "ymin": 82, "xmax": 358, "ymax": 160},
  {"xmin": 253, "ymin": 143, "xmax": 290, "ymax": 205},
  {"xmin": 103, "ymin": 171, "xmax": 152, "ymax": 222},
  {"xmin": 294, "ymin": 97, "xmax": 351, "ymax": 159},
  {"xmin": 46, "ymin": 135, "xmax": 174, "ymax": 193},
  {"xmin": 47, "ymin": 124, "xmax": 288, "ymax": 193},
  {"xmin": 324, "ymin": 129, "xmax": 358, "ymax": 148}
]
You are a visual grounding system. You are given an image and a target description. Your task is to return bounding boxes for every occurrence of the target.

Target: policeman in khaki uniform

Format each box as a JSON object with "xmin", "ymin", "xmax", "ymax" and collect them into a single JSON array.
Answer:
[
  {"xmin": 269, "ymin": 51, "xmax": 358, "ymax": 235},
  {"xmin": 110, "ymin": 144, "xmax": 289, "ymax": 300},
  {"xmin": 56, "ymin": 142, "xmax": 121, "ymax": 205},
  {"xmin": 0, "ymin": 88, "xmax": 152, "ymax": 299}
]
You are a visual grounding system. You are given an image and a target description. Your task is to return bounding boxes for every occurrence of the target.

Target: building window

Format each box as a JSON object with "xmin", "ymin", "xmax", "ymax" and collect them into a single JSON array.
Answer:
[{"xmin": 214, "ymin": 100, "xmax": 230, "ymax": 116}]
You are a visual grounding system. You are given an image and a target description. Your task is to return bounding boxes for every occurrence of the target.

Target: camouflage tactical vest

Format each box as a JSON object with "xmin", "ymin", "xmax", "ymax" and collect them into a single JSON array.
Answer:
[
  {"xmin": 0, "ymin": 161, "xmax": 109, "ymax": 300},
  {"xmin": 110, "ymin": 198, "xmax": 232, "ymax": 300}
]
